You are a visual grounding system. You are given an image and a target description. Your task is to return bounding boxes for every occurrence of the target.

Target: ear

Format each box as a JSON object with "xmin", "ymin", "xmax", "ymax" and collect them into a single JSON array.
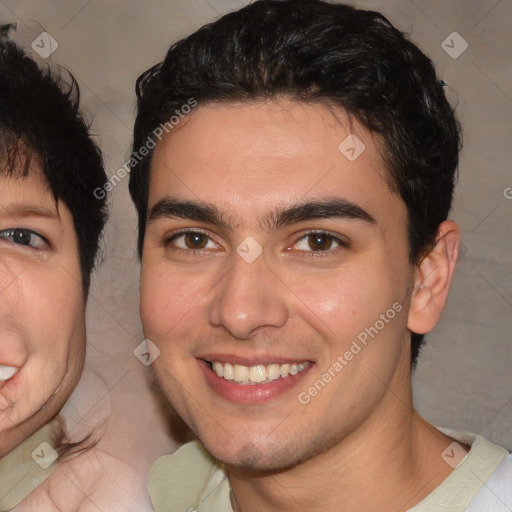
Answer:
[{"xmin": 407, "ymin": 220, "xmax": 460, "ymax": 335}]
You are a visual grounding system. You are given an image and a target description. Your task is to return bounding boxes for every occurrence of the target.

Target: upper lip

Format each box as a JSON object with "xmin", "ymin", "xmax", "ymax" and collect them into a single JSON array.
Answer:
[
  {"xmin": 197, "ymin": 353, "xmax": 314, "ymax": 366},
  {"xmin": 0, "ymin": 331, "xmax": 29, "ymax": 368},
  {"xmin": 0, "ymin": 357, "xmax": 25, "ymax": 369}
]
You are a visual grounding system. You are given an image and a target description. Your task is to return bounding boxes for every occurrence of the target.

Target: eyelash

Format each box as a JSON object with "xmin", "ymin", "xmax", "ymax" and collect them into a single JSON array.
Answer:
[
  {"xmin": 163, "ymin": 229, "xmax": 218, "ymax": 255},
  {"xmin": 163, "ymin": 229, "xmax": 349, "ymax": 257},
  {"xmin": 0, "ymin": 228, "xmax": 49, "ymax": 250},
  {"xmin": 291, "ymin": 230, "xmax": 349, "ymax": 256}
]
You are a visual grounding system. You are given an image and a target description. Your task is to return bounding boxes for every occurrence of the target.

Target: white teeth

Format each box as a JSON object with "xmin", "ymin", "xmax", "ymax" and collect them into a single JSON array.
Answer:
[
  {"xmin": 233, "ymin": 364, "xmax": 249, "ymax": 383},
  {"xmin": 223, "ymin": 363, "xmax": 234, "ymax": 380},
  {"xmin": 267, "ymin": 364, "xmax": 281, "ymax": 380},
  {"xmin": 249, "ymin": 365, "xmax": 267, "ymax": 383},
  {"xmin": 211, "ymin": 361, "xmax": 309, "ymax": 384},
  {"xmin": 213, "ymin": 362, "xmax": 224, "ymax": 378},
  {"xmin": 0, "ymin": 365, "xmax": 19, "ymax": 381}
]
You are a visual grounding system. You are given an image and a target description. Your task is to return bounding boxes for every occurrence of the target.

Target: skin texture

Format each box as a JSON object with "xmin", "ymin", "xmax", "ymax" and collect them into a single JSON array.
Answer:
[
  {"xmin": 0, "ymin": 158, "xmax": 86, "ymax": 457},
  {"xmin": 140, "ymin": 99, "xmax": 462, "ymax": 511}
]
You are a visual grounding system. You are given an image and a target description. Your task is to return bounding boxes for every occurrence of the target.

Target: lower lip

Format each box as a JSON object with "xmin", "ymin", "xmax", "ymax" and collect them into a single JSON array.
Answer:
[{"xmin": 198, "ymin": 359, "xmax": 313, "ymax": 405}]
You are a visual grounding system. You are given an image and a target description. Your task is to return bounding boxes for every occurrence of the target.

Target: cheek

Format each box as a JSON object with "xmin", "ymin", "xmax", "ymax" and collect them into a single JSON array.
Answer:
[
  {"xmin": 292, "ymin": 267, "xmax": 374, "ymax": 326},
  {"xmin": 139, "ymin": 256, "xmax": 163, "ymax": 334},
  {"xmin": 140, "ymin": 258, "xmax": 221, "ymax": 339},
  {"xmin": 297, "ymin": 263, "xmax": 405, "ymax": 349},
  {"xmin": 23, "ymin": 266, "xmax": 85, "ymax": 356},
  {"xmin": 3, "ymin": 269, "xmax": 86, "ymax": 422}
]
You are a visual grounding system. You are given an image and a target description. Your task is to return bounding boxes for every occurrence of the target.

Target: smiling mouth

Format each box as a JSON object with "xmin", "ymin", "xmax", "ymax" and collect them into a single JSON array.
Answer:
[{"xmin": 205, "ymin": 360, "xmax": 311, "ymax": 385}]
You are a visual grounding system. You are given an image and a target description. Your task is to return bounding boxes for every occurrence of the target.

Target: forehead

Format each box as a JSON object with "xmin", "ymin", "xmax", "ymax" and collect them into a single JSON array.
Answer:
[
  {"xmin": 148, "ymin": 99, "xmax": 400, "ymax": 224},
  {"xmin": 0, "ymin": 152, "xmax": 60, "ymax": 217}
]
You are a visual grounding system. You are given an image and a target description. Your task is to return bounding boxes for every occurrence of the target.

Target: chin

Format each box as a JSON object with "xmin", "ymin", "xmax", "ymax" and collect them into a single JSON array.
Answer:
[
  {"xmin": 201, "ymin": 435, "xmax": 302, "ymax": 474},
  {"xmin": 229, "ymin": 452, "xmax": 305, "ymax": 475}
]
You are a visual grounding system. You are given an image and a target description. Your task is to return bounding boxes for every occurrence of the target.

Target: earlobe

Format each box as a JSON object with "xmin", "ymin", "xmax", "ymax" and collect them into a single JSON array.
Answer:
[{"xmin": 407, "ymin": 220, "xmax": 460, "ymax": 335}]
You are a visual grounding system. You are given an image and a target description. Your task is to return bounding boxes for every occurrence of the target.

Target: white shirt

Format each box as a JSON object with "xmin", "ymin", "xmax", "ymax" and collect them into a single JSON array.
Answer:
[{"xmin": 148, "ymin": 428, "xmax": 511, "ymax": 511}]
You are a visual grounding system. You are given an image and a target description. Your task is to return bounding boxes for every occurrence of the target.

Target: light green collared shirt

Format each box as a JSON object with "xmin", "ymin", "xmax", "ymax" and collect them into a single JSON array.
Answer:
[
  {"xmin": 0, "ymin": 420, "xmax": 60, "ymax": 511},
  {"xmin": 148, "ymin": 429, "xmax": 509, "ymax": 512}
]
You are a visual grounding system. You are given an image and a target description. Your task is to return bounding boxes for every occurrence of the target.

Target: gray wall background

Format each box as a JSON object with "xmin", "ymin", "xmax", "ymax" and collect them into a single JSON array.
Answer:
[{"xmin": 2, "ymin": 0, "xmax": 510, "ymax": 472}]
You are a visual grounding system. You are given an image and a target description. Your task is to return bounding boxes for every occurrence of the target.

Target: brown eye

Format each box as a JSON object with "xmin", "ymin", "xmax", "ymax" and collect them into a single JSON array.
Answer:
[
  {"xmin": 292, "ymin": 231, "xmax": 347, "ymax": 254},
  {"xmin": 166, "ymin": 231, "xmax": 218, "ymax": 252},
  {"xmin": 183, "ymin": 232, "xmax": 209, "ymax": 249},
  {"xmin": 307, "ymin": 233, "xmax": 333, "ymax": 251}
]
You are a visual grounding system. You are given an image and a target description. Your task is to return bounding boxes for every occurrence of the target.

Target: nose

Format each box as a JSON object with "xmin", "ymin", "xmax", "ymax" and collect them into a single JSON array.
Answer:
[{"xmin": 208, "ymin": 252, "xmax": 289, "ymax": 339}]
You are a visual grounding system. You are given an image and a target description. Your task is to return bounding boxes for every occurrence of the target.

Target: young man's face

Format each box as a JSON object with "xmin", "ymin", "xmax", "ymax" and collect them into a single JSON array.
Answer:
[
  {"xmin": 0, "ymin": 159, "xmax": 86, "ymax": 455},
  {"xmin": 141, "ymin": 100, "xmax": 420, "ymax": 471}
]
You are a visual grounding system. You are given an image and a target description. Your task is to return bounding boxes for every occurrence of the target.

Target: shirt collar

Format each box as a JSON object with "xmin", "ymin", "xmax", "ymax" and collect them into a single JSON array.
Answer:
[{"xmin": 0, "ymin": 419, "xmax": 61, "ymax": 511}]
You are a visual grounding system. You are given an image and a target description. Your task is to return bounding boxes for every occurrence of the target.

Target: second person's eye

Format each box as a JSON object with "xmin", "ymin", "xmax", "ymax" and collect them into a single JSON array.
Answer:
[
  {"xmin": 292, "ymin": 232, "xmax": 347, "ymax": 253},
  {"xmin": 166, "ymin": 231, "xmax": 218, "ymax": 251}
]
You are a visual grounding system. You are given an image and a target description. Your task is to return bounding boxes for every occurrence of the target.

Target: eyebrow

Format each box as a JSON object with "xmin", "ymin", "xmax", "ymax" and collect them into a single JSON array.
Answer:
[
  {"xmin": 149, "ymin": 199, "xmax": 232, "ymax": 230},
  {"xmin": 0, "ymin": 204, "xmax": 61, "ymax": 221},
  {"xmin": 148, "ymin": 197, "xmax": 376, "ymax": 232}
]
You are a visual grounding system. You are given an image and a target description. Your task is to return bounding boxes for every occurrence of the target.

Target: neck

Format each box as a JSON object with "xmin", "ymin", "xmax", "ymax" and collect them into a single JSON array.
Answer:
[{"xmin": 227, "ymin": 363, "xmax": 458, "ymax": 512}]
